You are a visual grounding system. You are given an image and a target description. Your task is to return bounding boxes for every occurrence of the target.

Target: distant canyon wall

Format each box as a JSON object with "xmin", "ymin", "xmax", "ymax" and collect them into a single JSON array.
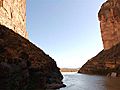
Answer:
[
  {"xmin": 98, "ymin": 0, "xmax": 120, "ymax": 50},
  {"xmin": 0, "ymin": 0, "xmax": 28, "ymax": 38}
]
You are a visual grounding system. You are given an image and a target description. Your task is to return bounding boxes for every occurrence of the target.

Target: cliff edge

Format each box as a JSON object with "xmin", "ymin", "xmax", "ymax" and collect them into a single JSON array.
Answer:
[
  {"xmin": 78, "ymin": 42, "xmax": 120, "ymax": 76},
  {"xmin": 0, "ymin": 25, "xmax": 65, "ymax": 89},
  {"xmin": 78, "ymin": 0, "xmax": 120, "ymax": 76}
]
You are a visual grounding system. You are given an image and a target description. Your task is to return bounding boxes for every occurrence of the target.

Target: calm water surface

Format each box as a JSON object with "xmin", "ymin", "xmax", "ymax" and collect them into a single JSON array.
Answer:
[{"xmin": 59, "ymin": 72, "xmax": 120, "ymax": 90}]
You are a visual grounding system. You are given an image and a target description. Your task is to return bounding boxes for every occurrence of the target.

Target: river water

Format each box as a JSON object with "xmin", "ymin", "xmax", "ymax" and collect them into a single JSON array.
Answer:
[{"xmin": 59, "ymin": 72, "xmax": 120, "ymax": 90}]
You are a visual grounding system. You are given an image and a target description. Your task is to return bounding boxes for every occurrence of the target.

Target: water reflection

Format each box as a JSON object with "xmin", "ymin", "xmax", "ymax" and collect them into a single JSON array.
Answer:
[
  {"xmin": 59, "ymin": 73, "xmax": 120, "ymax": 90},
  {"xmin": 105, "ymin": 77, "xmax": 120, "ymax": 90}
]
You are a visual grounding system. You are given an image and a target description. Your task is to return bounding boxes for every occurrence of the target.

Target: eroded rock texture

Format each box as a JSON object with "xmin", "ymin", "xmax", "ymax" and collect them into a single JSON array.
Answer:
[
  {"xmin": 79, "ymin": 0, "xmax": 120, "ymax": 76},
  {"xmin": 98, "ymin": 0, "xmax": 120, "ymax": 50},
  {"xmin": 0, "ymin": 0, "xmax": 28, "ymax": 38},
  {"xmin": 0, "ymin": 25, "xmax": 64, "ymax": 89},
  {"xmin": 78, "ymin": 42, "xmax": 120, "ymax": 76}
]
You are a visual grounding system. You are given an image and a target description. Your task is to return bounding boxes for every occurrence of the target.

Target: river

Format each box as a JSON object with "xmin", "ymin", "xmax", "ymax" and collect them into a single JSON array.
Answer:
[{"xmin": 58, "ymin": 72, "xmax": 120, "ymax": 90}]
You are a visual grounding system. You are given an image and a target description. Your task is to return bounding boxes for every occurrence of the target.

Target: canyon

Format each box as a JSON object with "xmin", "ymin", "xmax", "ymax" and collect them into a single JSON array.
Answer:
[
  {"xmin": 79, "ymin": 0, "xmax": 120, "ymax": 76},
  {"xmin": 1, "ymin": 0, "xmax": 120, "ymax": 89}
]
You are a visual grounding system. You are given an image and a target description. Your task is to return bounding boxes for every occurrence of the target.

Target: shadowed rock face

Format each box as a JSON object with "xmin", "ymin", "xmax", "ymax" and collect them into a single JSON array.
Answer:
[
  {"xmin": 79, "ymin": 0, "xmax": 120, "ymax": 76},
  {"xmin": 98, "ymin": 0, "xmax": 120, "ymax": 50},
  {"xmin": 0, "ymin": 25, "xmax": 64, "ymax": 89}
]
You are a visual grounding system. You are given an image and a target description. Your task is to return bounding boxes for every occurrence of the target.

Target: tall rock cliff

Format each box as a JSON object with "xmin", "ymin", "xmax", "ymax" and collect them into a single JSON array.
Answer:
[
  {"xmin": 0, "ymin": 0, "xmax": 28, "ymax": 38},
  {"xmin": 0, "ymin": 24, "xmax": 65, "ymax": 90},
  {"xmin": 0, "ymin": 0, "xmax": 65, "ymax": 89},
  {"xmin": 78, "ymin": 0, "xmax": 120, "ymax": 76},
  {"xmin": 98, "ymin": 0, "xmax": 120, "ymax": 50}
]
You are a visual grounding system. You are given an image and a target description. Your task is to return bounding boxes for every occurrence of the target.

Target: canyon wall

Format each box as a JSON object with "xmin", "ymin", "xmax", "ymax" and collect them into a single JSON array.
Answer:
[
  {"xmin": 0, "ymin": 0, "xmax": 28, "ymax": 38},
  {"xmin": 0, "ymin": 25, "xmax": 64, "ymax": 89},
  {"xmin": 0, "ymin": 0, "xmax": 65, "ymax": 89},
  {"xmin": 78, "ymin": 0, "xmax": 120, "ymax": 76},
  {"xmin": 98, "ymin": 0, "xmax": 120, "ymax": 50}
]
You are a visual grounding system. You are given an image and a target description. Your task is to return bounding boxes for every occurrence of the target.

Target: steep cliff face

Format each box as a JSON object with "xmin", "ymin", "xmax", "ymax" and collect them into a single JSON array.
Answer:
[
  {"xmin": 0, "ymin": 0, "xmax": 28, "ymax": 38},
  {"xmin": 0, "ymin": 0, "xmax": 65, "ymax": 89},
  {"xmin": 0, "ymin": 25, "xmax": 64, "ymax": 89},
  {"xmin": 98, "ymin": 0, "xmax": 120, "ymax": 50},
  {"xmin": 78, "ymin": 0, "xmax": 120, "ymax": 76}
]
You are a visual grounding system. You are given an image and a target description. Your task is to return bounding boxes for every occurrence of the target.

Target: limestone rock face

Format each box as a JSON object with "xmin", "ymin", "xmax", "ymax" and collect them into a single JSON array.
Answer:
[
  {"xmin": 78, "ymin": 0, "xmax": 120, "ymax": 76},
  {"xmin": 0, "ymin": 0, "xmax": 28, "ymax": 38},
  {"xmin": 98, "ymin": 0, "xmax": 120, "ymax": 50},
  {"xmin": 0, "ymin": 25, "xmax": 64, "ymax": 89}
]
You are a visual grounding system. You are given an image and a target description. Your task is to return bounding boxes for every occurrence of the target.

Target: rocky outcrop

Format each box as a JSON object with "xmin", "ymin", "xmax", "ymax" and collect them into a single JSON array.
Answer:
[
  {"xmin": 78, "ymin": 42, "xmax": 120, "ymax": 76},
  {"xmin": 98, "ymin": 0, "xmax": 120, "ymax": 50},
  {"xmin": 0, "ymin": 25, "xmax": 64, "ymax": 89},
  {"xmin": 0, "ymin": 0, "xmax": 28, "ymax": 38},
  {"xmin": 78, "ymin": 0, "xmax": 120, "ymax": 76}
]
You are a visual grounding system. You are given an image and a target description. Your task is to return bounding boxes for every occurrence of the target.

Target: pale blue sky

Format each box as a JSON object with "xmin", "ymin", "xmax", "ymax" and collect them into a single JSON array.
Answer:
[{"xmin": 26, "ymin": 0, "xmax": 106, "ymax": 68}]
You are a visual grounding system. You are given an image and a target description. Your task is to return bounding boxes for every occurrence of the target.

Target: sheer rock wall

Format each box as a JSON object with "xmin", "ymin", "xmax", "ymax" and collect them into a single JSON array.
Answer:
[
  {"xmin": 78, "ymin": 0, "xmax": 120, "ymax": 76},
  {"xmin": 0, "ymin": 0, "xmax": 28, "ymax": 38},
  {"xmin": 98, "ymin": 0, "xmax": 120, "ymax": 50}
]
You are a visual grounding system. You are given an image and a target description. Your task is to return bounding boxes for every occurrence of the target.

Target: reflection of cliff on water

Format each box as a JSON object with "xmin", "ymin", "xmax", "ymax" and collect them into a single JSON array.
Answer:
[
  {"xmin": 59, "ymin": 73, "xmax": 120, "ymax": 90},
  {"xmin": 105, "ymin": 77, "xmax": 120, "ymax": 90}
]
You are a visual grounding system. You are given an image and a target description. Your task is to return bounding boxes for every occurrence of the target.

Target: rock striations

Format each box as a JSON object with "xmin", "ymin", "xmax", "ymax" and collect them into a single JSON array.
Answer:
[
  {"xmin": 0, "ymin": 25, "xmax": 65, "ymax": 89},
  {"xmin": 78, "ymin": 42, "xmax": 120, "ymax": 76},
  {"xmin": 78, "ymin": 0, "xmax": 120, "ymax": 76},
  {"xmin": 99, "ymin": 0, "xmax": 120, "ymax": 50}
]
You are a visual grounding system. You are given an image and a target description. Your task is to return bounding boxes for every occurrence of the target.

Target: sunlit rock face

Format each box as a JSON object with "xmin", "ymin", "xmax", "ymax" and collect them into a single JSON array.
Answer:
[
  {"xmin": 78, "ymin": 42, "xmax": 120, "ymax": 75},
  {"xmin": 78, "ymin": 0, "xmax": 120, "ymax": 76},
  {"xmin": 0, "ymin": 0, "xmax": 28, "ymax": 38},
  {"xmin": 98, "ymin": 0, "xmax": 120, "ymax": 50}
]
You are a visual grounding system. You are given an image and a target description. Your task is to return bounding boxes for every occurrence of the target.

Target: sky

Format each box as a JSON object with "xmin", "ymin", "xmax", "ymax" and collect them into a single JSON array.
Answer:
[{"xmin": 26, "ymin": 0, "xmax": 106, "ymax": 68}]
